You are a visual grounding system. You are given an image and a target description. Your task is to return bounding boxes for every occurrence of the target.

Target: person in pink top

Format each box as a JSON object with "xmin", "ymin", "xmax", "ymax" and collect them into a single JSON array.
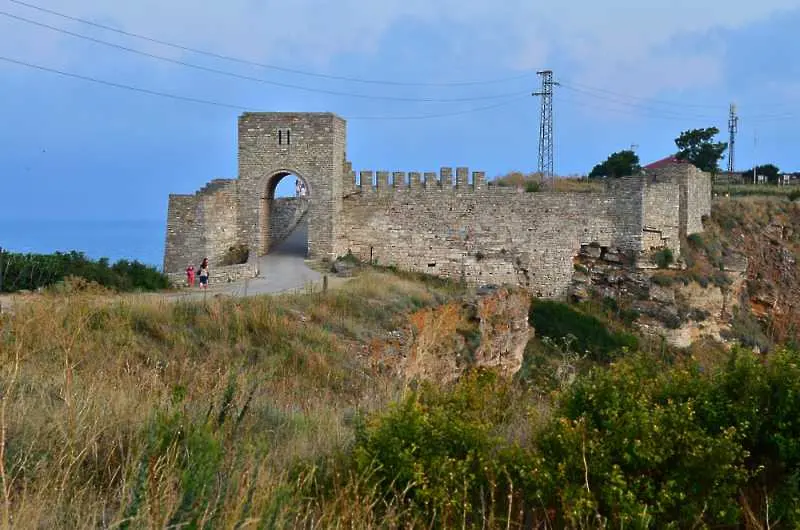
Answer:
[{"xmin": 185, "ymin": 264, "xmax": 195, "ymax": 287}]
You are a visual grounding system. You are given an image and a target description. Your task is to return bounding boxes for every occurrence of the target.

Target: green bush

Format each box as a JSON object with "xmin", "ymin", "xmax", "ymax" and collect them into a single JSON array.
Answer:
[
  {"xmin": 529, "ymin": 300, "xmax": 638, "ymax": 362},
  {"xmin": 0, "ymin": 250, "xmax": 168, "ymax": 293},
  {"xmin": 353, "ymin": 370, "xmax": 531, "ymax": 526},
  {"xmin": 651, "ymin": 273, "xmax": 674, "ymax": 286},
  {"xmin": 687, "ymin": 233, "xmax": 705, "ymax": 248},
  {"xmin": 540, "ymin": 348, "xmax": 800, "ymax": 527},
  {"xmin": 525, "ymin": 181, "xmax": 541, "ymax": 193},
  {"xmin": 221, "ymin": 243, "xmax": 249, "ymax": 265},
  {"xmin": 353, "ymin": 349, "xmax": 800, "ymax": 527},
  {"xmin": 789, "ymin": 189, "xmax": 800, "ymax": 202},
  {"xmin": 654, "ymin": 248, "xmax": 674, "ymax": 269}
]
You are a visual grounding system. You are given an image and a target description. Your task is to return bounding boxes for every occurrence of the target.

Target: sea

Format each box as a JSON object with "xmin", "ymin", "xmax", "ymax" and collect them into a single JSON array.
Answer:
[{"xmin": 0, "ymin": 219, "xmax": 166, "ymax": 269}]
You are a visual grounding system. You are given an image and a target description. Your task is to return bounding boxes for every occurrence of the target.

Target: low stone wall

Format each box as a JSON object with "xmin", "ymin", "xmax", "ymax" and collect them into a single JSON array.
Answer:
[
  {"xmin": 269, "ymin": 197, "xmax": 309, "ymax": 250},
  {"xmin": 167, "ymin": 262, "xmax": 257, "ymax": 288}
]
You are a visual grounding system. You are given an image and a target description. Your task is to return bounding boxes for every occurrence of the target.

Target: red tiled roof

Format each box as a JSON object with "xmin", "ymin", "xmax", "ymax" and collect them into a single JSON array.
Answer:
[{"xmin": 643, "ymin": 155, "xmax": 688, "ymax": 170}]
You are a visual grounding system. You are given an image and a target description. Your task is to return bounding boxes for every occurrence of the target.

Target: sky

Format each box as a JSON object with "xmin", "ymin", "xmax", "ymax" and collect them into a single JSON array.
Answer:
[{"xmin": 1, "ymin": 0, "xmax": 800, "ymax": 224}]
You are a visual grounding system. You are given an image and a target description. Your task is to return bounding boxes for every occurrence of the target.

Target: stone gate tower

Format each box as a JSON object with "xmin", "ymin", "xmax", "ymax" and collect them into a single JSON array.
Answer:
[
  {"xmin": 238, "ymin": 112, "xmax": 346, "ymax": 259},
  {"xmin": 163, "ymin": 112, "xmax": 346, "ymax": 274},
  {"xmin": 165, "ymin": 111, "xmax": 711, "ymax": 299}
]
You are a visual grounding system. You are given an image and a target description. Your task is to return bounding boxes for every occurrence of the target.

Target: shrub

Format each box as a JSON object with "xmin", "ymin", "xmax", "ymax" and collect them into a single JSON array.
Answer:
[
  {"xmin": 540, "ymin": 353, "xmax": 750, "ymax": 526},
  {"xmin": 221, "ymin": 243, "xmax": 250, "ymax": 265},
  {"xmin": 687, "ymin": 232, "xmax": 704, "ymax": 248},
  {"xmin": 524, "ymin": 181, "xmax": 541, "ymax": 193},
  {"xmin": 353, "ymin": 370, "xmax": 533, "ymax": 526},
  {"xmin": 529, "ymin": 300, "xmax": 638, "ymax": 362},
  {"xmin": 789, "ymin": 189, "xmax": 800, "ymax": 202},
  {"xmin": 651, "ymin": 273, "xmax": 674, "ymax": 286},
  {"xmin": 654, "ymin": 248, "xmax": 674, "ymax": 269},
  {"xmin": 0, "ymin": 250, "xmax": 168, "ymax": 293}
]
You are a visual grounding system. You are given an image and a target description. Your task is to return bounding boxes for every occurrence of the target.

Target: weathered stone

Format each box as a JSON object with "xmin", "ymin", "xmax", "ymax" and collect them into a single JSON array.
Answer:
[
  {"xmin": 581, "ymin": 245, "xmax": 602, "ymax": 259},
  {"xmin": 164, "ymin": 113, "xmax": 712, "ymax": 299},
  {"xmin": 402, "ymin": 287, "xmax": 531, "ymax": 383},
  {"xmin": 650, "ymin": 284, "xmax": 676, "ymax": 304},
  {"xmin": 473, "ymin": 287, "xmax": 532, "ymax": 378},
  {"xmin": 332, "ymin": 259, "xmax": 356, "ymax": 277}
]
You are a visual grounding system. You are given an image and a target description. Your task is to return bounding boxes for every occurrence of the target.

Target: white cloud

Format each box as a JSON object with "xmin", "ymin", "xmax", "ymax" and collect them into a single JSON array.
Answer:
[{"xmin": 1, "ymin": 0, "xmax": 797, "ymax": 97}]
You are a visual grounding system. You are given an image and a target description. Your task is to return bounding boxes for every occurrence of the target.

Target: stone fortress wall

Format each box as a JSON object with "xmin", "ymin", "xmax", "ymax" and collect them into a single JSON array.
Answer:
[{"xmin": 164, "ymin": 112, "xmax": 711, "ymax": 297}]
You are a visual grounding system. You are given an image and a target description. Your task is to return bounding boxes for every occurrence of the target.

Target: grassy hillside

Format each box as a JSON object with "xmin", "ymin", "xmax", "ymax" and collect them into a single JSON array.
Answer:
[{"xmin": 3, "ymin": 263, "xmax": 800, "ymax": 528}]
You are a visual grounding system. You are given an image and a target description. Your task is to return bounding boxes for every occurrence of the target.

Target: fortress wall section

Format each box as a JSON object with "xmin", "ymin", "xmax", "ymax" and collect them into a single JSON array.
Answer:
[
  {"xmin": 643, "ymin": 178, "xmax": 681, "ymax": 256},
  {"xmin": 163, "ymin": 178, "xmax": 239, "ymax": 273},
  {"xmin": 339, "ymin": 186, "xmax": 615, "ymax": 299},
  {"xmin": 681, "ymin": 166, "xmax": 712, "ymax": 238},
  {"xmin": 605, "ymin": 176, "xmax": 645, "ymax": 252},
  {"xmin": 237, "ymin": 112, "xmax": 344, "ymax": 260},
  {"xmin": 269, "ymin": 197, "xmax": 310, "ymax": 251},
  {"xmin": 201, "ymin": 180, "xmax": 240, "ymax": 266},
  {"xmin": 164, "ymin": 194, "xmax": 202, "ymax": 273}
]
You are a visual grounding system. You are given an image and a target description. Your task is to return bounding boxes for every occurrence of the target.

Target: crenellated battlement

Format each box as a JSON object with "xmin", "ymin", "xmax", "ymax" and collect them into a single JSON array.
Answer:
[
  {"xmin": 349, "ymin": 167, "xmax": 487, "ymax": 193},
  {"xmin": 164, "ymin": 111, "xmax": 711, "ymax": 299}
]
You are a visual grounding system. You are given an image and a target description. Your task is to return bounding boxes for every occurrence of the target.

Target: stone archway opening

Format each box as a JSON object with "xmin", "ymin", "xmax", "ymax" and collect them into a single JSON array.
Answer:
[{"xmin": 259, "ymin": 170, "xmax": 311, "ymax": 257}]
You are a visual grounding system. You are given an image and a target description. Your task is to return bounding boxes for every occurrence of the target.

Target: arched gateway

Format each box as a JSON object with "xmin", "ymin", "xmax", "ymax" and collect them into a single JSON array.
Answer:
[
  {"xmin": 163, "ymin": 113, "xmax": 346, "ymax": 275},
  {"xmin": 164, "ymin": 111, "xmax": 712, "ymax": 299}
]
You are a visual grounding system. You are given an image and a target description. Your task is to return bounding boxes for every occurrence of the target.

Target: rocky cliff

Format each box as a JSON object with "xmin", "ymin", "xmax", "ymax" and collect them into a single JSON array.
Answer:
[{"xmin": 569, "ymin": 196, "xmax": 800, "ymax": 350}]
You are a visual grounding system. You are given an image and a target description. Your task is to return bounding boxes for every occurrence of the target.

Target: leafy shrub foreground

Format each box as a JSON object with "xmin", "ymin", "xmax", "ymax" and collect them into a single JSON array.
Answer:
[
  {"xmin": 529, "ymin": 300, "xmax": 638, "ymax": 362},
  {"xmin": 353, "ymin": 349, "xmax": 800, "ymax": 528},
  {"xmin": 0, "ymin": 250, "xmax": 168, "ymax": 292}
]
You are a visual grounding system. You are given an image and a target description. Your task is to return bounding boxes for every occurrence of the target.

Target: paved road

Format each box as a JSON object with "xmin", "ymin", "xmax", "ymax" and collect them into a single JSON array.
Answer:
[
  {"xmin": 221, "ymin": 220, "xmax": 322, "ymax": 296},
  {"xmin": 172, "ymin": 221, "xmax": 323, "ymax": 300}
]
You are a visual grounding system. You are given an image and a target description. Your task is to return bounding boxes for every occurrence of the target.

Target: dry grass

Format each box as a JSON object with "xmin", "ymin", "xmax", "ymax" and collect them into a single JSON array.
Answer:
[
  {"xmin": 0, "ymin": 270, "xmax": 465, "ymax": 528},
  {"xmin": 491, "ymin": 172, "xmax": 602, "ymax": 193},
  {"xmin": 713, "ymin": 184, "xmax": 800, "ymax": 198}
]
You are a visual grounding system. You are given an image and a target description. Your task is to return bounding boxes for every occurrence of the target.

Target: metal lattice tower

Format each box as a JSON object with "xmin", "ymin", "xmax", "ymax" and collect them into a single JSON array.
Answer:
[
  {"xmin": 727, "ymin": 103, "xmax": 738, "ymax": 173},
  {"xmin": 533, "ymin": 70, "xmax": 557, "ymax": 182}
]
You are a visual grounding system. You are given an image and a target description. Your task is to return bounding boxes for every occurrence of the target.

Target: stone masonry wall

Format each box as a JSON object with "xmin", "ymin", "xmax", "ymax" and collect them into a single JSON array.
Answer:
[
  {"xmin": 642, "ymin": 179, "xmax": 681, "ymax": 257},
  {"xmin": 164, "ymin": 194, "xmax": 202, "ymax": 272},
  {"xmin": 167, "ymin": 262, "xmax": 258, "ymax": 288},
  {"xmin": 681, "ymin": 165, "xmax": 712, "ymax": 237},
  {"xmin": 163, "ymin": 178, "xmax": 238, "ymax": 272},
  {"xmin": 164, "ymin": 113, "xmax": 712, "ymax": 298},
  {"xmin": 269, "ymin": 197, "xmax": 309, "ymax": 251},
  {"xmin": 339, "ymin": 170, "xmax": 620, "ymax": 298},
  {"xmin": 237, "ymin": 112, "xmax": 344, "ymax": 261},
  {"xmin": 202, "ymin": 180, "xmax": 239, "ymax": 265}
]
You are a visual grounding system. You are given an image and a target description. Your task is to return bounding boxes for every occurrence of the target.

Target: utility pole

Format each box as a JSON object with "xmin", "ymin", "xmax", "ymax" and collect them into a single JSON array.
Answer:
[
  {"xmin": 533, "ymin": 70, "xmax": 558, "ymax": 186},
  {"xmin": 727, "ymin": 103, "xmax": 738, "ymax": 175},
  {"xmin": 753, "ymin": 129, "xmax": 758, "ymax": 185}
]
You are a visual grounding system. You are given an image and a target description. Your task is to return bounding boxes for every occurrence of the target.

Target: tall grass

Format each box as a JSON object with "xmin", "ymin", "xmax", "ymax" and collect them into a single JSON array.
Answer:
[
  {"xmin": 0, "ymin": 271, "xmax": 463, "ymax": 528},
  {"xmin": 713, "ymin": 184, "xmax": 800, "ymax": 198}
]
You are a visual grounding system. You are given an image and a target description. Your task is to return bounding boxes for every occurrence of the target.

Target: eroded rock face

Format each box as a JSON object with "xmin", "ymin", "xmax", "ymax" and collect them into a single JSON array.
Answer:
[
  {"xmin": 473, "ymin": 287, "xmax": 532, "ymax": 377},
  {"xmin": 569, "ymin": 242, "xmax": 749, "ymax": 348},
  {"xmin": 402, "ymin": 286, "xmax": 532, "ymax": 384}
]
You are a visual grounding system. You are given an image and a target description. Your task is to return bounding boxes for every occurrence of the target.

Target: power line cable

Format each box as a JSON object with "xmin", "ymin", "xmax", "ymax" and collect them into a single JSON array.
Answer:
[
  {"xmin": 557, "ymin": 92, "xmax": 719, "ymax": 122},
  {"xmin": 560, "ymin": 80, "xmax": 728, "ymax": 110},
  {"xmin": 0, "ymin": 10, "xmax": 529, "ymax": 103},
  {"xmin": 0, "ymin": 54, "xmax": 528, "ymax": 120},
  {"xmin": 7, "ymin": 0, "xmax": 535, "ymax": 88},
  {"xmin": 559, "ymin": 84, "xmax": 722, "ymax": 120},
  {"xmin": 0, "ymin": 55, "xmax": 249, "ymax": 110},
  {"xmin": 560, "ymin": 87, "xmax": 798, "ymax": 123}
]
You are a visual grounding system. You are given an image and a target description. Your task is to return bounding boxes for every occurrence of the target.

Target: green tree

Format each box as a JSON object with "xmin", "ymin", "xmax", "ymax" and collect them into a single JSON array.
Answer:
[
  {"xmin": 741, "ymin": 163, "xmax": 781, "ymax": 184},
  {"xmin": 674, "ymin": 127, "xmax": 728, "ymax": 174},
  {"xmin": 588, "ymin": 150, "xmax": 641, "ymax": 179}
]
